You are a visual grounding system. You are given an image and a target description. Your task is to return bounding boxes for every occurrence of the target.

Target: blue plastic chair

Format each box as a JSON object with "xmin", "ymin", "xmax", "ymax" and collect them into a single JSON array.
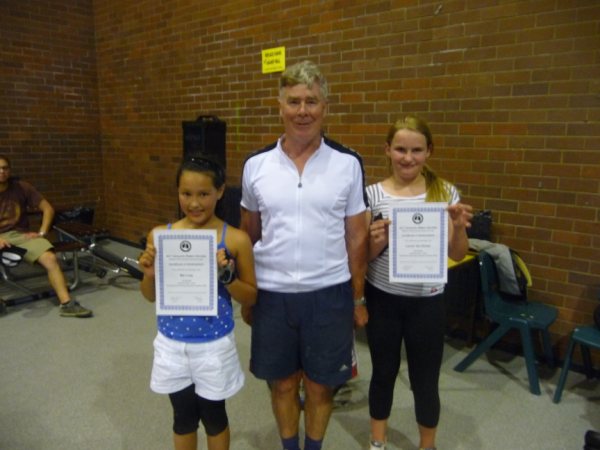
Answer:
[
  {"xmin": 454, "ymin": 251, "xmax": 558, "ymax": 395},
  {"xmin": 553, "ymin": 325, "xmax": 600, "ymax": 403}
]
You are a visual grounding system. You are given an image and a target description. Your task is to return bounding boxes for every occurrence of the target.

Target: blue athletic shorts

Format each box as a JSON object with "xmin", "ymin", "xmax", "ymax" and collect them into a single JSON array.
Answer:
[{"xmin": 249, "ymin": 281, "xmax": 354, "ymax": 387}]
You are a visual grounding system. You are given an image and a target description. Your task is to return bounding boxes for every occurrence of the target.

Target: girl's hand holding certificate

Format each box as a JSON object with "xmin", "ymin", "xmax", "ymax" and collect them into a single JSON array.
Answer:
[{"xmin": 138, "ymin": 243, "xmax": 156, "ymax": 279}]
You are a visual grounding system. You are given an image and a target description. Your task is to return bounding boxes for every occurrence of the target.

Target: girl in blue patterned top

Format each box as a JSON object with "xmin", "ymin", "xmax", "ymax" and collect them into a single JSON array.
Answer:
[{"xmin": 139, "ymin": 157, "xmax": 257, "ymax": 450}]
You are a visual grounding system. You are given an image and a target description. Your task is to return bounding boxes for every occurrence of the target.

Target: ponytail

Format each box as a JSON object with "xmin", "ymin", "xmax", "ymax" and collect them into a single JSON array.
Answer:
[{"xmin": 423, "ymin": 165, "xmax": 451, "ymax": 203}]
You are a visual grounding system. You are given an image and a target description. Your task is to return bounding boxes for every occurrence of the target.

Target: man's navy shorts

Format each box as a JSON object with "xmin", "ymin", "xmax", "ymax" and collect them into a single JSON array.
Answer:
[{"xmin": 250, "ymin": 281, "xmax": 354, "ymax": 387}]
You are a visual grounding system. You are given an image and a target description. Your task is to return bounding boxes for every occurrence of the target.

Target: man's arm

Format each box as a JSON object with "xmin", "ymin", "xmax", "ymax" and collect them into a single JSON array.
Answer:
[
  {"xmin": 240, "ymin": 207, "xmax": 262, "ymax": 245},
  {"xmin": 345, "ymin": 211, "xmax": 368, "ymax": 327},
  {"xmin": 37, "ymin": 199, "xmax": 55, "ymax": 236},
  {"xmin": 238, "ymin": 206, "xmax": 261, "ymax": 325}
]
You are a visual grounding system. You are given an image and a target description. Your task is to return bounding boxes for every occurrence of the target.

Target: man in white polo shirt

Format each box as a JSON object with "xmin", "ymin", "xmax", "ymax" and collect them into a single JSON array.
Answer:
[{"xmin": 240, "ymin": 60, "xmax": 368, "ymax": 450}]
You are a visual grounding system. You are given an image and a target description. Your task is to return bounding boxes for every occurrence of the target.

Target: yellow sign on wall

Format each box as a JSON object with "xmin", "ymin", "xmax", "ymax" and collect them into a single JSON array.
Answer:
[{"xmin": 262, "ymin": 46, "xmax": 286, "ymax": 74}]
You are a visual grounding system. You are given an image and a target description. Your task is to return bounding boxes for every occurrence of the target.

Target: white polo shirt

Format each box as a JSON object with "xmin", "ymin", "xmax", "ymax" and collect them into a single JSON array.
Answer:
[{"xmin": 241, "ymin": 136, "xmax": 367, "ymax": 293}]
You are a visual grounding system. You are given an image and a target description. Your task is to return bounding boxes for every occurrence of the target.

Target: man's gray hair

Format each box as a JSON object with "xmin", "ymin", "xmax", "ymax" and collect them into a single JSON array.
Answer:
[{"xmin": 279, "ymin": 60, "xmax": 329, "ymax": 100}]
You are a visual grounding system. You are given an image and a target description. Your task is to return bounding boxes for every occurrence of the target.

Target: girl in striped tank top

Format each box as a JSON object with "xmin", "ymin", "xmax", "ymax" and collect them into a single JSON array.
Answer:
[{"xmin": 365, "ymin": 116, "xmax": 472, "ymax": 450}]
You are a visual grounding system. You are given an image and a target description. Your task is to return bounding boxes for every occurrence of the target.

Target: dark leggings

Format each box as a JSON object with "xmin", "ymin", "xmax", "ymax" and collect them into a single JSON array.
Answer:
[
  {"xmin": 168, "ymin": 385, "xmax": 228, "ymax": 436},
  {"xmin": 365, "ymin": 281, "xmax": 445, "ymax": 428}
]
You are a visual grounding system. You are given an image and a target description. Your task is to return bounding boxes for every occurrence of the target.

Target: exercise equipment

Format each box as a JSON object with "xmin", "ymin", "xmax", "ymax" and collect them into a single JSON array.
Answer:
[
  {"xmin": 53, "ymin": 222, "xmax": 143, "ymax": 281},
  {"xmin": 0, "ymin": 237, "xmax": 89, "ymax": 306},
  {"xmin": 87, "ymin": 236, "xmax": 143, "ymax": 281},
  {"xmin": 0, "ymin": 222, "xmax": 143, "ymax": 309}
]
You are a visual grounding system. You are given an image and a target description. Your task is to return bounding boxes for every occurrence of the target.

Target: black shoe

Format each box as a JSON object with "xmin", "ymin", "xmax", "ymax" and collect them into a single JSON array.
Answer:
[{"xmin": 585, "ymin": 430, "xmax": 600, "ymax": 449}]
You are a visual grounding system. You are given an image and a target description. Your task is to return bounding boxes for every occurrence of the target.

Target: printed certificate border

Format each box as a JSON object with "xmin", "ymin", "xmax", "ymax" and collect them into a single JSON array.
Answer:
[
  {"xmin": 155, "ymin": 231, "xmax": 217, "ymax": 315},
  {"xmin": 390, "ymin": 203, "xmax": 448, "ymax": 282}
]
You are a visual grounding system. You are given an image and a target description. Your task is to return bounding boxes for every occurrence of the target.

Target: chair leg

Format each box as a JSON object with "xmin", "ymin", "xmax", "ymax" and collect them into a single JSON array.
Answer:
[
  {"xmin": 541, "ymin": 329, "xmax": 555, "ymax": 369},
  {"xmin": 67, "ymin": 251, "xmax": 81, "ymax": 291},
  {"xmin": 553, "ymin": 336, "xmax": 577, "ymax": 403},
  {"xmin": 0, "ymin": 265, "xmax": 35, "ymax": 295},
  {"xmin": 454, "ymin": 324, "xmax": 510, "ymax": 372},
  {"xmin": 518, "ymin": 326, "xmax": 541, "ymax": 395}
]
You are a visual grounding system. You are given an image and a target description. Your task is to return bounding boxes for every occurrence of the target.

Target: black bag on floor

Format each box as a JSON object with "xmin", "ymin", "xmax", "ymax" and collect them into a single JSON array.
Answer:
[
  {"xmin": 584, "ymin": 429, "xmax": 600, "ymax": 450},
  {"xmin": 55, "ymin": 206, "xmax": 94, "ymax": 225}
]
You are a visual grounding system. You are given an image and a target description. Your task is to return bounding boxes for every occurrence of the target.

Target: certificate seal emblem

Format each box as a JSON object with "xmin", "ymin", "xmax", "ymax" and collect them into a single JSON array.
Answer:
[
  {"xmin": 180, "ymin": 240, "xmax": 192, "ymax": 252},
  {"xmin": 412, "ymin": 212, "xmax": 424, "ymax": 225}
]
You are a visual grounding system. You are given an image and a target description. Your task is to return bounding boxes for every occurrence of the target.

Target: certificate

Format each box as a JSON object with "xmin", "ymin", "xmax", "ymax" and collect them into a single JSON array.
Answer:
[
  {"xmin": 154, "ymin": 229, "xmax": 218, "ymax": 316},
  {"xmin": 388, "ymin": 202, "xmax": 448, "ymax": 283}
]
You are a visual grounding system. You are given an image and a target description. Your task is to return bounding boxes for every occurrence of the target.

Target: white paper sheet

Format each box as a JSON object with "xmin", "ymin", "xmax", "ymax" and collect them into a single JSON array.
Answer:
[
  {"xmin": 154, "ymin": 229, "xmax": 218, "ymax": 316},
  {"xmin": 388, "ymin": 202, "xmax": 448, "ymax": 283}
]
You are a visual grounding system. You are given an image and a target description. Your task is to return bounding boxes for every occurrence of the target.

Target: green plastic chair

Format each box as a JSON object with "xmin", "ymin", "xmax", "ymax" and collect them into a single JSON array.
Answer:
[
  {"xmin": 454, "ymin": 251, "xmax": 557, "ymax": 395},
  {"xmin": 553, "ymin": 325, "xmax": 600, "ymax": 403}
]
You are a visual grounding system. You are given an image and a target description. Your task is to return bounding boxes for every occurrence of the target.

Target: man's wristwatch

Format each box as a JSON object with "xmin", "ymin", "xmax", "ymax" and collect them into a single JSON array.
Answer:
[{"xmin": 354, "ymin": 296, "xmax": 366, "ymax": 306}]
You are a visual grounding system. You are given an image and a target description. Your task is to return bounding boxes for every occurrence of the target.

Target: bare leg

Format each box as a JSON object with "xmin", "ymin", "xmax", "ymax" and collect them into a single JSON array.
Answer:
[
  {"xmin": 36, "ymin": 251, "xmax": 70, "ymax": 304},
  {"xmin": 207, "ymin": 426, "xmax": 230, "ymax": 450},
  {"xmin": 303, "ymin": 374, "xmax": 333, "ymax": 441},
  {"xmin": 271, "ymin": 372, "xmax": 302, "ymax": 439},
  {"xmin": 173, "ymin": 431, "xmax": 197, "ymax": 450},
  {"xmin": 418, "ymin": 424, "xmax": 437, "ymax": 449},
  {"xmin": 370, "ymin": 417, "xmax": 387, "ymax": 444}
]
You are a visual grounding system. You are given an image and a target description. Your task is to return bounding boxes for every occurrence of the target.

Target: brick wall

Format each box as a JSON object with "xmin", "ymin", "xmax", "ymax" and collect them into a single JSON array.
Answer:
[
  {"xmin": 93, "ymin": 0, "xmax": 599, "ymax": 343},
  {"xmin": 0, "ymin": 0, "xmax": 102, "ymax": 217},
  {"xmin": 3, "ymin": 0, "xmax": 599, "ymax": 349}
]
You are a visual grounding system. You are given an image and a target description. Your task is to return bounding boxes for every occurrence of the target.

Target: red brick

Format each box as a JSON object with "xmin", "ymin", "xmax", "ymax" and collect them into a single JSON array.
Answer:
[
  {"xmin": 3, "ymin": 0, "xmax": 597, "ymax": 353},
  {"xmin": 519, "ymin": 201, "xmax": 557, "ymax": 216}
]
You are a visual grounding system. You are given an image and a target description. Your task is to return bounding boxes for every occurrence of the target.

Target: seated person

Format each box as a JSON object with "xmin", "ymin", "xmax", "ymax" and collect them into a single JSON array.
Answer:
[{"xmin": 0, "ymin": 155, "xmax": 92, "ymax": 318}]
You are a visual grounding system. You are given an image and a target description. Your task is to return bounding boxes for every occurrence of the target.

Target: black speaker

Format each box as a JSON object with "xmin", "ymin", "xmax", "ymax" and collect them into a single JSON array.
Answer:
[
  {"xmin": 181, "ymin": 116, "xmax": 241, "ymax": 225},
  {"xmin": 182, "ymin": 116, "xmax": 226, "ymax": 169},
  {"xmin": 218, "ymin": 186, "xmax": 241, "ymax": 227}
]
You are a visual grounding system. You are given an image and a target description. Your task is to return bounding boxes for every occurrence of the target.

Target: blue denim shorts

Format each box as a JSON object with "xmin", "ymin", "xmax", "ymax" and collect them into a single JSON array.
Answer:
[{"xmin": 250, "ymin": 281, "xmax": 354, "ymax": 387}]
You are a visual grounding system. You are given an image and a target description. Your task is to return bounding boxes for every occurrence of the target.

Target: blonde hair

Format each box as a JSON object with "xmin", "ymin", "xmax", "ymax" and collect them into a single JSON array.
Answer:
[{"xmin": 386, "ymin": 115, "xmax": 451, "ymax": 203}]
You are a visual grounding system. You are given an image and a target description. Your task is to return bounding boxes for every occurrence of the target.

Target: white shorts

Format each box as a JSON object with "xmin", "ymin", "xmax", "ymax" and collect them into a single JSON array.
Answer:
[{"xmin": 150, "ymin": 332, "xmax": 244, "ymax": 401}]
